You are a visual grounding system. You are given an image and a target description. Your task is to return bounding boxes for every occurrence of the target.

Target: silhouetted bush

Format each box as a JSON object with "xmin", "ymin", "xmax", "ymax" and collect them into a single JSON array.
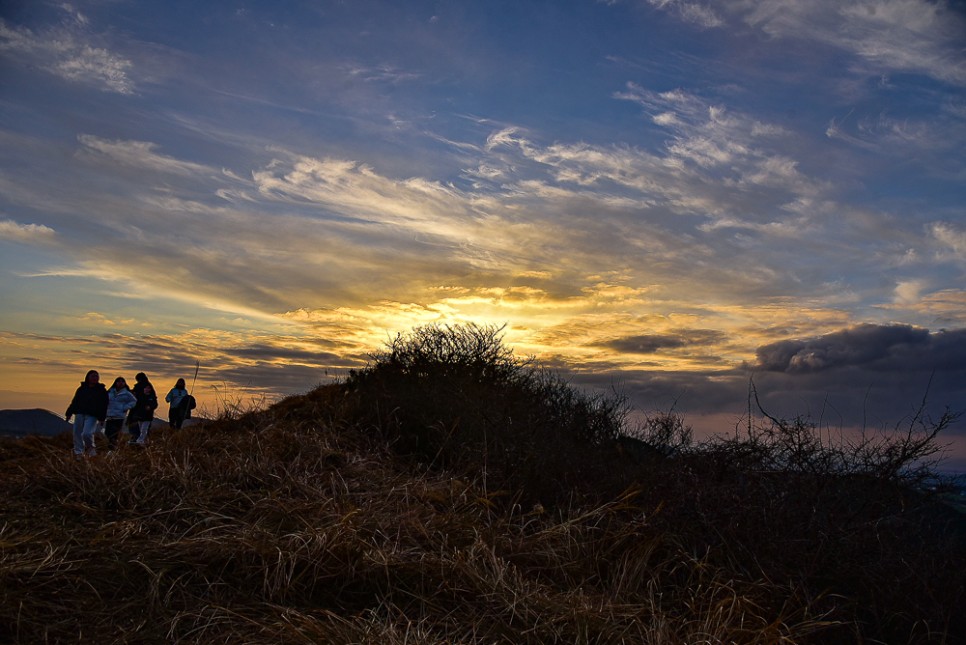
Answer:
[{"xmin": 343, "ymin": 323, "xmax": 627, "ymax": 502}]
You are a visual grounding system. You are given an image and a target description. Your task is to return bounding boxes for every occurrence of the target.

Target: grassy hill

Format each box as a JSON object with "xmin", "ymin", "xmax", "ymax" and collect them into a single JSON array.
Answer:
[{"xmin": 1, "ymin": 324, "xmax": 963, "ymax": 644}]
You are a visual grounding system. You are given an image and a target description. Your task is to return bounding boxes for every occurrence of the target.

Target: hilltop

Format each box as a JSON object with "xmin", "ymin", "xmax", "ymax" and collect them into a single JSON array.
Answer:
[{"xmin": 0, "ymin": 324, "xmax": 963, "ymax": 644}]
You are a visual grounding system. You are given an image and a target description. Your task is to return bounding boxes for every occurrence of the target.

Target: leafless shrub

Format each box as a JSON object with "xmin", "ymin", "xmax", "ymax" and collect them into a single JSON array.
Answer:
[
  {"xmin": 626, "ymin": 410, "xmax": 693, "ymax": 456},
  {"xmin": 343, "ymin": 323, "xmax": 628, "ymax": 503},
  {"xmin": 726, "ymin": 378, "xmax": 960, "ymax": 484}
]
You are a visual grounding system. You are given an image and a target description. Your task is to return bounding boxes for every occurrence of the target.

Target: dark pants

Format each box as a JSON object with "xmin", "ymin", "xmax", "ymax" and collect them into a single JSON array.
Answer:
[
  {"xmin": 169, "ymin": 406, "xmax": 185, "ymax": 429},
  {"xmin": 105, "ymin": 418, "xmax": 125, "ymax": 451},
  {"xmin": 127, "ymin": 416, "xmax": 140, "ymax": 441}
]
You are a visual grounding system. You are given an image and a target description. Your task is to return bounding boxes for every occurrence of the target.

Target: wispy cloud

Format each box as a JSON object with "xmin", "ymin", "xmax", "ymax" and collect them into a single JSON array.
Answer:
[
  {"xmin": 76, "ymin": 135, "xmax": 215, "ymax": 176},
  {"xmin": 251, "ymin": 154, "xmax": 478, "ymax": 235},
  {"xmin": 2, "ymin": 98, "xmax": 929, "ymax": 349},
  {"xmin": 644, "ymin": 0, "xmax": 966, "ymax": 86},
  {"xmin": 931, "ymin": 222, "xmax": 966, "ymax": 261},
  {"xmin": 343, "ymin": 62, "xmax": 422, "ymax": 84},
  {"xmin": 645, "ymin": 0, "xmax": 723, "ymax": 29},
  {"xmin": 827, "ymin": 109, "xmax": 966, "ymax": 168},
  {"xmin": 0, "ymin": 8, "xmax": 135, "ymax": 94}
]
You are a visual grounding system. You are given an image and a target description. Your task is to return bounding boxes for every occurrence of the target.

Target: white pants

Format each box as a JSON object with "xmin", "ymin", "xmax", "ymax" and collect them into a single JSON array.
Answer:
[{"xmin": 135, "ymin": 420, "xmax": 152, "ymax": 445}]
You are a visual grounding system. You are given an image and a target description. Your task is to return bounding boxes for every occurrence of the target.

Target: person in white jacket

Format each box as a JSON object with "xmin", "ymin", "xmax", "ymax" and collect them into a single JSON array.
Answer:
[
  {"xmin": 105, "ymin": 376, "xmax": 137, "ymax": 452},
  {"xmin": 165, "ymin": 378, "xmax": 189, "ymax": 429}
]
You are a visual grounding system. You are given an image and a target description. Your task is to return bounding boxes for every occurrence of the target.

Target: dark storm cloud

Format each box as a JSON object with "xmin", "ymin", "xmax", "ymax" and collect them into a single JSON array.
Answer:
[{"xmin": 755, "ymin": 324, "xmax": 966, "ymax": 374}]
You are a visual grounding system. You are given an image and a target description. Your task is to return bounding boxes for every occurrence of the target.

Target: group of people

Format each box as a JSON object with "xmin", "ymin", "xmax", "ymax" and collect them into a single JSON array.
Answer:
[{"xmin": 64, "ymin": 370, "xmax": 194, "ymax": 458}]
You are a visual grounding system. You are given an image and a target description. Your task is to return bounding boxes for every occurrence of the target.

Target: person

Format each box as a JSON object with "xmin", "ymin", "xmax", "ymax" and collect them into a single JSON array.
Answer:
[
  {"xmin": 165, "ymin": 378, "xmax": 189, "ymax": 429},
  {"xmin": 65, "ymin": 369, "xmax": 109, "ymax": 458},
  {"xmin": 105, "ymin": 377, "xmax": 137, "ymax": 451},
  {"xmin": 127, "ymin": 372, "xmax": 158, "ymax": 446}
]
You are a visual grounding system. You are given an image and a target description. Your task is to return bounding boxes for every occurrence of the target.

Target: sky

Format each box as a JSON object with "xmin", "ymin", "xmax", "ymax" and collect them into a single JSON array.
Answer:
[{"xmin": 2, "ymin": 1, "xmax": 966, "ymax": 469}]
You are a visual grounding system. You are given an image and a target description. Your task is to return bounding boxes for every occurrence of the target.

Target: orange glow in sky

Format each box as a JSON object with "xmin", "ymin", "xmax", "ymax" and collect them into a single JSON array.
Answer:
[{"xmin": 2, "ymin": 2, "xmax": 965, "ymax": 470}]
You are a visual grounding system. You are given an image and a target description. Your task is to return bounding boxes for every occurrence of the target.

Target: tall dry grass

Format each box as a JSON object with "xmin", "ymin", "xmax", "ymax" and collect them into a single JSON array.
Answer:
[{"xmin": 0, "ymin": 413, "xmax": 833, "ymax": 644}]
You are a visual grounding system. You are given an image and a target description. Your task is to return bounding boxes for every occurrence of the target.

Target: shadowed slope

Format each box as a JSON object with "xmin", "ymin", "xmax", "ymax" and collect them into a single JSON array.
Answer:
[
  {"xmin": 0, "ymin": 395, "xmax": 827, "ymax": 644},
  {"xmin": 0, "ymin": 324, "xmax": 963, "ymax": 644}
]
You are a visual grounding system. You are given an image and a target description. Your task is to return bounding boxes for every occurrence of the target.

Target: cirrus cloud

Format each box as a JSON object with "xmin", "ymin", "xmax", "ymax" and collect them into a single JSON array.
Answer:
[{"xmin": 0, "ymin": 10, "xmax": 134, "ymax": 94}]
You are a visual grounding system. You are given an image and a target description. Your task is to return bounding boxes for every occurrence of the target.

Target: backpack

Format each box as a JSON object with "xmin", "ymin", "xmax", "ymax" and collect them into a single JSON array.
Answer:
[{"xmin": 183, "ymin": 394, "xmax": 197, "ymax": 418}]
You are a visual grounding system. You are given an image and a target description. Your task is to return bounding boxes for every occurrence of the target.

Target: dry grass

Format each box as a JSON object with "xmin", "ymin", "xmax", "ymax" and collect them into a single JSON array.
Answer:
[
  {"xmin": 2, "ymin": 393, "xmax": 960, "ymax": 644},
  {"xmin": 0, "ymin": 401, "xmax": 831, "ymax": 644},
  {"xmin": 1, "ymin": 324, "xmax": 962, "ymax": 644}
]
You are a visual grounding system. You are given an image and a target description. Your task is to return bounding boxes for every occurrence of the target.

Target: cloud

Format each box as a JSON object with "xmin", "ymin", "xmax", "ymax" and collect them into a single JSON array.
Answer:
[
  {"xmin": 598, "ymin": 329, "xmax": 725, "ymax": 354},
  {"xmin": 343, "ymin": 62, "xmax": 421, "ymax": 84},
  {"xmin": 0, "ymin": 328, "xmax": 355, "ymax": 399},
  {"xmin": 932, "ymin": 222, "xmax": 966, "ymax": 260},
  {"xmin": 754, "ymin": 323, "xmax": 966, "ymax": 374},
  {"xmin": 646, "ymin": 0, "xmax": 723, "ymax": 28},
  {"xmin": 894, "ymin": 280, "xmax": 926, "ymax": 305},
  {"xmin": 642, "ymin": 1, "xmax": 966, "ymax": 86},
  {"xmin": 739, "ymin": 324, "xmax": 966, "ymax": 433},
  {"xmin": 895, "ymin": 290, "xmax": 966, "ymax": 328},
  {"xmin": 0, "ymin": 219, "xmax": 56, "ymax": 243},
  {"xmin": 77, "ymin": 135, "xmax": 215, "ymax": 177},
  {"xmin": 0, "ymin": 80, "xmax": 945, "ymax": 385},
  {"xmin": 614, "ymin": 85, "xmax": 797, "ymax": 173},
  {"xmin": 0, "ymin": 13, "xmax": 134, "ymax": 94},
  {"xmin": 0, "ymin": 108, "xmax": 913, "ymax": 360},
  {"xmin": 826, "ymin": 109, "xmax": 966, "ymax": 162},
  {"xmin": 573, "ymin": 323, "xmax": 966, "ymax": 431},
  {"xmin": 2, "ymin": 101, "xmax": 956, "ymax": 386},
  {"xmin": 230, "ymin": 343, "xmax": 344, "ymax": 364},
  {"xmin": 251, "ymin": 153, "xmax": 482, "ymax": 240},
  {"xmin": 80, "ymin": 312, "xmax": 138, "ymax": 327}
]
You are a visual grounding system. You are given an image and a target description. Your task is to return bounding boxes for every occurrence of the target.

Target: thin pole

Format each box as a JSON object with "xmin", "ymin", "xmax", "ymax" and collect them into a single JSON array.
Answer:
[{"xmin": 189, "ymin": 360, "xmax": 200, "ymax": 395}]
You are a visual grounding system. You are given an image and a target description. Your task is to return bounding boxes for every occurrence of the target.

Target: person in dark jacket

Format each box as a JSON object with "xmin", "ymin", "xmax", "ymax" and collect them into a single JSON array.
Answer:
[
  {"xmin": 128, "ymin": 372, "xmax": 158, "ymax": 446},
  {"xmin": 165, "ymin": 378, "xmax": 189, "ymax": 429},
  {"xmin": 65, "ymin": 369, "xmax": 109, "ymax": 458}
]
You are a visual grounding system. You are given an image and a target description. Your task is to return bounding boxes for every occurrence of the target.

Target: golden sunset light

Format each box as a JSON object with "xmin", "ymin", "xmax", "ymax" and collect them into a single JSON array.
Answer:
[{"xmin": 2, "ymin": 0, "xmax": 965, "ymax": 469}]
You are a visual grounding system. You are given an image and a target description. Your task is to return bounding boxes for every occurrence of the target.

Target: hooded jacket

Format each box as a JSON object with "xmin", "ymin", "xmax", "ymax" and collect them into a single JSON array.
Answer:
[
  {"xmin": 107, "ymin": 387, "xmax": 138, "ymax": 419},
  {"xmin": 65, "ymin": 382, "xmax": 109, "ymax": 421},
  {"xmin": 130, "ymin": 380, "xmax": 159, "ymax": 422},
  {"xmin": 165, "ymin": 387, "xmax": 188, "ymax": 409}
]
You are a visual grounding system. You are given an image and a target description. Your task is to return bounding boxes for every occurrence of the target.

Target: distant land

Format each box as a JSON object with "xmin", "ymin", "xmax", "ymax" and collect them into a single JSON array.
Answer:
[
  {"xmin": 0, "ymin": 408, "xmax": 71, "ymax": 438},
  {"xmin": 0, "ymin": 408, "xmax": 177, "ymax": 438}
]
